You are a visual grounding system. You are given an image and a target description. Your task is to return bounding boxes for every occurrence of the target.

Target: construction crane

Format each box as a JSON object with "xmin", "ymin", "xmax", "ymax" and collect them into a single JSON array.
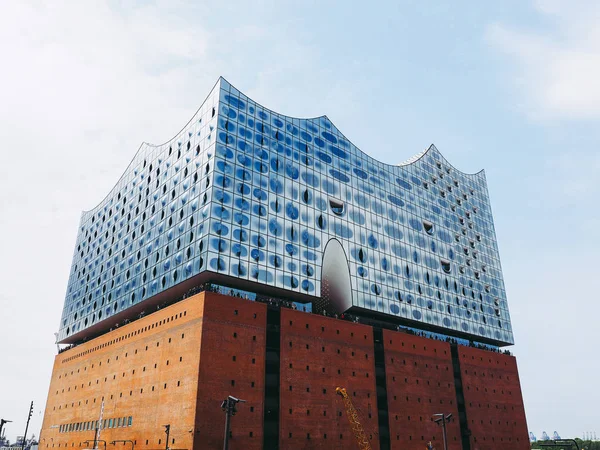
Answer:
[{"xmin": 336, "ymin": 387, "xmax": 372, "ymax": 450}]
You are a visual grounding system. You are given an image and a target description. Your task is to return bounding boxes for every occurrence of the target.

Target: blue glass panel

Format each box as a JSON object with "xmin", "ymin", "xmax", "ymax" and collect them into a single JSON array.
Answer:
[
  {"xmin": 269, "ymin": 178, "xmax": 284, "ymax": 194},
  {"xmin": 285, "ymin": 162, "xmax": 299, "ymax": 179},
  {"xmin": 209, "ymin": 257, "xmax": 227, "ymax": 271},
  {"xmin": 285, "ymin": 243, "xmax": 298, "ymax": 256},
  {"xmin": 329, "ymin": 169, "xmax": 350, "ymax": 183},
  {"xmin": 387, "ymin": 194, "xmax": 405, "ymax": 207},
  {"xmin": 237, "ymin": 154, "xmax": 252, "ymax": 167},
  {"xmin": 216, "ymin": 145, "xmax": 234, "ymax": 159},
  {"xmin": 315, "ymin": 151, "xmax": 332, "ymax": 164},
  {"xmin": 384, "ymin": 225, "xmax": 403, "ymax": 240},
  {"xmin": 269, "ymin": 255, "xmax": 282, "ymax": 267},
  {"xmin": 268, "ymin": 219, "xmax": 283, "ymax": 236},
  {"xmin": 353, "ymin": 168, "xmax": 368, "ymax": 179},
  {"xmin": 231, "ymin": 243, "xmax": 248, "ymax": 257},
  {"xmin": 396, "ymin": 178, "xmax": 412, "ymax": 190},
  {"xmin": 286, "ymin": 203, "xmax": 299, "ymax": 220},
  {"xmin": 322, "ymin": 180, "xmax": 337, "ymax": 195},
  {"xmin": 321, "ymin": 131, "xmax": 338, "ymax": 144},
  {"xmin": 301, "ymin": 172, "xmax": 320, "ymax": 187},
  {"xmin": 251, "ymin": 248, "xmax": 265, "ymax": 262},
  {"xmin": 330, "ymin": 146, "xmax": 347, "ymax": 159},
  {"xmin": 301, "ymin": 279, "xmax": 314, "ymax": 292},
  {"xmin": 333, "ymin": 223, "xmax": 353, "ymax": 238},
  {"xmin": 252, "ymin": 235, "xmax": 266, "ymax": 247},
  {"xmin": 301, "ymin": 230, "xmax": 320, "ymax": 248},
  {"xmin": 224, "ymin": 94, "xmax": 245, "ymax": 109}
]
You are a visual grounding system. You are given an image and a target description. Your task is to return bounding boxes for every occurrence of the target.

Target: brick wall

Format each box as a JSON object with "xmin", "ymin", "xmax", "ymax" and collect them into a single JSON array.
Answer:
[
  {"xmin": 41, "ymin": 293, "xmax": 530, "ymax": 450},
  {"xmin": 458, "ymin": 347, "xmax": 529, "ymax": 450},
  {"xmin": 193, "ymin": 293, "xmax": 267, "ymax": 450},
  {"xmin": 40, "ymin": 294, "xmax": 205, "ymax": 450},
  {"xmin": 279, "ymin": 309, "xmax": 380, "ymax": 449},
  {"xmin": 383, "ymin": 330, "xmax": 461, "ymax": 450}
]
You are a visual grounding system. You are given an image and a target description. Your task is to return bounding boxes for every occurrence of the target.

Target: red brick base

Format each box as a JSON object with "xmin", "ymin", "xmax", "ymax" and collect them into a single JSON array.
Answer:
[{"xmin": 41, "ymin": 292, "xmax": 528, "ymax": 450}]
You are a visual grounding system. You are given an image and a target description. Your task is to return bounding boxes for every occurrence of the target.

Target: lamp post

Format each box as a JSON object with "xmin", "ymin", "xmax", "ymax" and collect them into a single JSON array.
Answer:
[
  {"xmin": 163, "ymin": 425, "xmax": 170, "ymax": 450},
  {"xmin": 221, "ymin": 396, "xmax": 246, "ymax": 450},
  {"xmin": 110, "ymin": 440, "xmax": 134, "ymax": 450},
  {"xmin": 0, "ymin": 420, "xmax": 12, "ymax": 440},
  {"xmin": 432, "ymin": 413, "xmax": 452, "ymax": 450}
]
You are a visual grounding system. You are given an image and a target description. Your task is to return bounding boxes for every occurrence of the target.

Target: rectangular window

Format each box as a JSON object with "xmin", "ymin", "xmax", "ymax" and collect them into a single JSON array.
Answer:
[{"xmin": 128, "ymin": 416, "xmax": 133, "ymax": 426}]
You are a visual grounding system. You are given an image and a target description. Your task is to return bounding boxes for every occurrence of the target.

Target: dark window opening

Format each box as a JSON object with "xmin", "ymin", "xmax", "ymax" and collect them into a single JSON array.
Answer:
[
  {"xmin": 329, "ymin": 198, "xmax": 345, "ymax": 215},
  {"xmin": 423, "ymin": 220, "xmax": 434, "ymax": 235},
  {"xmin": 441, "ymin": 260, "xmax": 451, "ymax": 274}
]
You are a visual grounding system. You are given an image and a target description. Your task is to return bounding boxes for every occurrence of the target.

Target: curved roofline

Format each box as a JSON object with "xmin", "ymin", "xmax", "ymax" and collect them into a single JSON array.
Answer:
[
  {"xmin": 81, "ymin": 76, "xmax": 484, "ymax": 215},
  {"xmin": 223, "ymin": 77, "xmax": 328, "ymax": 122},
  {"xmin": 222, "ymin": 77, "xmax": 484, "ymax": 177},
  {"xmin": 399, "ymin": 144, "xmax": 485, "ymax": 176}
]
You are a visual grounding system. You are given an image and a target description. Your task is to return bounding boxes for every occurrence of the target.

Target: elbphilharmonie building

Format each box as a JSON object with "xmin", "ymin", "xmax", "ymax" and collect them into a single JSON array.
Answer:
[
  {"xmin": 59, "ymin": 77, "xmax": 512, "ymax": 347},
  {"xmin": 43, "ymin": 78, "xmax": 528, "ymax": 450}
]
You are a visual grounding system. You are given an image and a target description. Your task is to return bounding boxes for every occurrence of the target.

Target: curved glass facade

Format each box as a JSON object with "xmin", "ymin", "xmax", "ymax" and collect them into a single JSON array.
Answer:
[{"xmin": 58, "ymin": 78, "xmax": 513, "ymax": 345}]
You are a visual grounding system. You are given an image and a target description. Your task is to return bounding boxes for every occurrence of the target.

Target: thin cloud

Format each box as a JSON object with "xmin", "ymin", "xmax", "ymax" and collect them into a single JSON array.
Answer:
[{"xmin": 486, "ymin": 1, "xmax": 600, "ymax": 120}]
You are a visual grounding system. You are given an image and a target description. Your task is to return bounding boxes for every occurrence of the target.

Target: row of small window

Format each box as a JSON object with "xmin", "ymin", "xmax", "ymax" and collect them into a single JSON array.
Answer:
[
  {"xmin": 79, "ymin": 160, "xmax": 209, "ymax": 228},
  {"xmin": 76, "ymin": 195, "xmax": 491, "ymax": 266},
  {"xmin": 286, "ymin": 432, "xmax": 373, "ymax": 441},
  {"xmin": 75, "ymin": 186, "xmax": 209, "ymax": 257},
  {"xmin": 75, "ymin": 195, "xmax": 207, "ymax": 255},
  {"xmin": 210, "ymin": 156, "xmax": 487, "ymax": 228},
  {"xmin": 59, "ymin": 417, "xmax": 132, "ymax": 433},
  {"xmin": 77, "ymin": 178, "xmax": 208, "ymax": 246}
]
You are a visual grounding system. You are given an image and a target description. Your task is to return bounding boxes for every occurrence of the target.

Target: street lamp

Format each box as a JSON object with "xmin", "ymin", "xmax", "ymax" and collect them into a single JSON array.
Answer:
[
  {"xmin": 163, "ymin": 425, "xmax": 170, "ymax": 450},
  {"xmin": 221, "ymin": 396, "xmax": 246, "ymax": 450},
  {"xmin": 0, "ymin": 420, "xmax": 12, "ymax": 440},
  {"xmin": 432, "ymin": 413, "xmax": 453, "ymax": 450},
  {"xmin": 110, "ymin": 440, "xmax": 134, "ymax": 450}
]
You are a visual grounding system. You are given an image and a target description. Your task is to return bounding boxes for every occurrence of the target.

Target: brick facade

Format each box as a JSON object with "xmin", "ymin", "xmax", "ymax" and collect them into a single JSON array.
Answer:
[
  {"xmin": 41, "ymin": 293, "xmax": 528, "ymax": 450},
  {"xmin": 193, "ymin": 294, "xmax": 267, "ymax": 449},
  {"xmin": 279, "ymin": 309, "xmax": 379, "ymax": 449},
  {"xmin": 383, "ymin": 330, "xmax": 461, "ymax": 450},
  {"xmin": 458, "ymin": 347, "xmax": 529, "ymax": 450},
  {"xmin": 41, "ymin": 294, "xmax": 205, "ymax": 450}
]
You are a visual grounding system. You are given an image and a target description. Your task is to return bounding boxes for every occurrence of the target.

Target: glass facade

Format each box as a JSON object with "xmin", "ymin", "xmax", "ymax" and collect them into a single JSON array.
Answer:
[{"xmin": 58, "ymin": 78, "xmax": 513, "ymax": 345}]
